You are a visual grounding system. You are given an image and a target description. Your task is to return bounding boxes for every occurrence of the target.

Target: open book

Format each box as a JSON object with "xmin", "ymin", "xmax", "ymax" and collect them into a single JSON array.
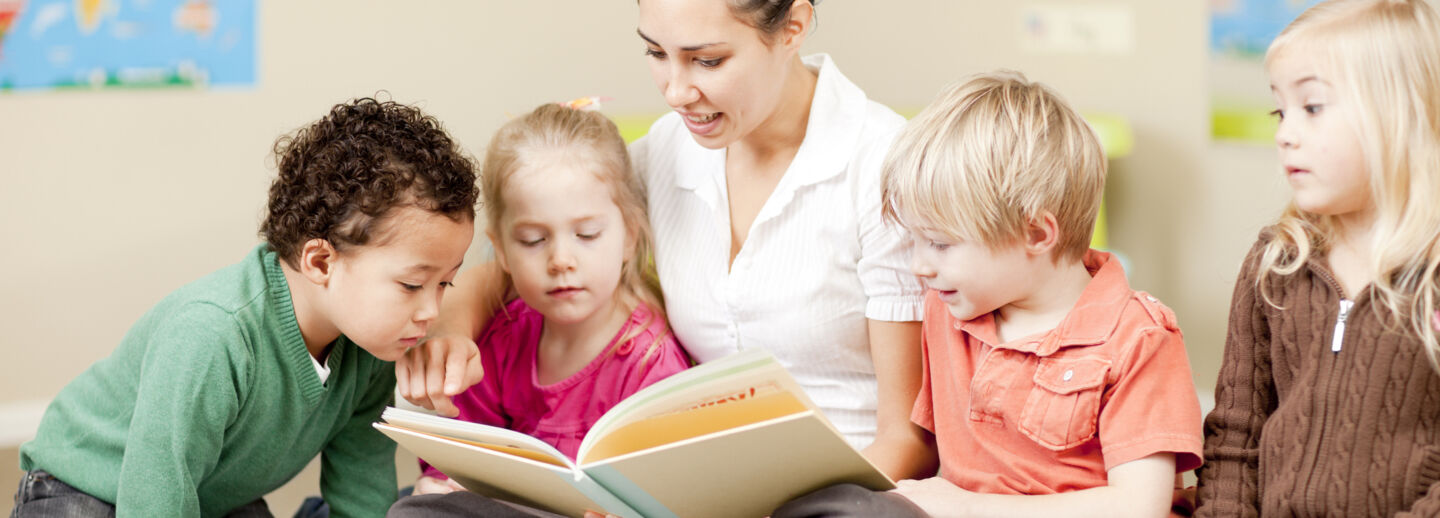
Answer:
[{"xmin": 373, "ymin": 349, "xmax": 894, "ymax": 518}]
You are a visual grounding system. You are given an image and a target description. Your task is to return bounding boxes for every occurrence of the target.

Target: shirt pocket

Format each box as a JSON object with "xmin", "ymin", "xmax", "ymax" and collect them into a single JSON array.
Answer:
[{"xmin": 1018, "ymin": 356, "xmax": 1111, "ymax": 451}]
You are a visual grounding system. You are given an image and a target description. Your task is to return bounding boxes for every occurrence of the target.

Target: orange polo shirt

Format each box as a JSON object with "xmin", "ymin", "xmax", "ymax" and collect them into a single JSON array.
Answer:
[{"xmin": 912, "ymin": 250, "xmax": 1203, "ymax": 494}]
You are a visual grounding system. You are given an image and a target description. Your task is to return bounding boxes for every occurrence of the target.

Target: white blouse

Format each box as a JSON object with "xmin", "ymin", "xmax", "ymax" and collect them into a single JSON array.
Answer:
[{"xmin": 631, "ymin": 54, "xmax": 924, "ymax": 448}]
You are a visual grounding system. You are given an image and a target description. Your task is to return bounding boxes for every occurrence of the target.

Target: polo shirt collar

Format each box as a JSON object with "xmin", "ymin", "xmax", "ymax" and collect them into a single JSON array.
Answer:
[
  {"xmin": 959, "ymin": 250, "xmax": 1131, "ymax": 357},
  {"xmin": 673, "ymin": 53, "xmax": 867, "ymax": 194}
]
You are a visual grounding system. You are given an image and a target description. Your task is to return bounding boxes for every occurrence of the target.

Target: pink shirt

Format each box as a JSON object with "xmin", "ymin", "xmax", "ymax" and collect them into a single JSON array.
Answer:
[
  {"xmin": 912, "ymin": 250, "xmax": 1203, "ymax": 495},
  {"xmin": 422, "ymin": 300, "xmax": 690, "ymax": 479}
]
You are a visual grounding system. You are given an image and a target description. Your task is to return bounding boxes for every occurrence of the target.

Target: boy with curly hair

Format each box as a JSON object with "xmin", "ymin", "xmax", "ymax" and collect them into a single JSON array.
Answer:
[{"xmin": 13, "ymin": 98, "xmax": 479, "ymax": 518}]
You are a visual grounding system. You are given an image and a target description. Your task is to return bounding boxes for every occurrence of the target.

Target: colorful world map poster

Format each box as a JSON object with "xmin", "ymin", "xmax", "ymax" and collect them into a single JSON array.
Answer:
[
  {"xmin": 1211, "ymin": 0, "xmax": 1323, "ymax": 59},
  {"xmin": 0, "ymin": 0, "xmax": 254, "ymax": 91}
]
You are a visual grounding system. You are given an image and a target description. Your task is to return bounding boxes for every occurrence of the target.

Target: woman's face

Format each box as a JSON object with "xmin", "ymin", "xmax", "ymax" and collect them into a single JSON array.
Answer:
[{"xmin": 638, "ymin": 0, "xmax": 797, "ymax": 150}]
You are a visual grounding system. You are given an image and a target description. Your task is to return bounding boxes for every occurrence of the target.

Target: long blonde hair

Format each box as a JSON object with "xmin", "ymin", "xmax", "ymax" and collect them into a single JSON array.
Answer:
[
  {"xmin": 1260, "ymin": 0, "xmax": 1440, "ymax": 371},
  {"xmin": 480, "ymin": 103, "xmax": 669, "ymax": 359}
]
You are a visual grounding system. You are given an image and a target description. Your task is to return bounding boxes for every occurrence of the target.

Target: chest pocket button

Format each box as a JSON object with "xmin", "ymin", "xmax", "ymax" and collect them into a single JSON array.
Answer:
[{"xmin": 1019, "ymin": 356, "xmax": 1111, "ymax": 451}]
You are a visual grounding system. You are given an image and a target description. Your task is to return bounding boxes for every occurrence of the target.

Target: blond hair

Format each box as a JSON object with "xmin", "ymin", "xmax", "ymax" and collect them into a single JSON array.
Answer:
[
  {"xmin": 480, "ymin": 103, "xmax": 668, "ymax": 360},
  {"xmin": 1260, "ymin": 0, "xmax": 1440, "ymax": 372},
  {"xmin": 882, "ymin": 70, "xmax": 1106, "ymax": 263}
]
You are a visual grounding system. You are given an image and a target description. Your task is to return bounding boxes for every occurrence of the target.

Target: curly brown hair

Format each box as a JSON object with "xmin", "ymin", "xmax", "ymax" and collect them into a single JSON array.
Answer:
[{"xmin": 261, "ymin": 97, "xmax": 479, "ymax": 268}]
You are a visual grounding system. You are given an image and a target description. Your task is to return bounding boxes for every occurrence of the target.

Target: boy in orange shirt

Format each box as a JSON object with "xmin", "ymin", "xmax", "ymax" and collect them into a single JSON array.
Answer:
[{"xmin": 775, "ymin": 71, "xmax": 1203, "ymax": 517}]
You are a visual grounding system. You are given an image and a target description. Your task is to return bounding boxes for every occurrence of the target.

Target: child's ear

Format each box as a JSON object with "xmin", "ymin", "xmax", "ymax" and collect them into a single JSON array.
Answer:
[
  {"xmin": 1023, "ymin": 212, "xmax": 1062, "ymax": 257},
  {"xmin": 297, "ymin": 238, "xmax": 337, "ymax": 285},
  {"xmin": 487, "ymin": 230, "xmax": 511, "ymax": 274}
]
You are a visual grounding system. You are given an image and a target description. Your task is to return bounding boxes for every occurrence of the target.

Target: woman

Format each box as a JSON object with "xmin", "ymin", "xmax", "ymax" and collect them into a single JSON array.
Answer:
[{"xmin": 399, "ymin": 0, "xmax": 933, "ymax": 484}]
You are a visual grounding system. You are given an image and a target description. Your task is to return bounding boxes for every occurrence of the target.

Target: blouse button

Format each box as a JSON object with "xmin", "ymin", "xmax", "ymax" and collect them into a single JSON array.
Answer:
[
  {"xmin": 952, "ymin": 321, "xmax": 962, "ymax": 330},
  {"xmin": 1062, "ymin": 369, "xmax": 1074, "ymax": 382}
]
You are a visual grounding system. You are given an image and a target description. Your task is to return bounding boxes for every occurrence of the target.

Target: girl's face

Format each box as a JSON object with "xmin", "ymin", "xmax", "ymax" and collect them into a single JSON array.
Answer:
[
  {"xmin": 638, "ymin": 0, "xmax": 797, "ymax": 150},
  {"xmin": 491, "ymin": 159, "xmax": 632, "ymax": 328},
  {"xmin": 1269, "ymin": 50, "xmax": 1372, "ymax": 219},
  {"xmin": 324, "ymin": 207, "xmax": 473, "ymax": 361}
]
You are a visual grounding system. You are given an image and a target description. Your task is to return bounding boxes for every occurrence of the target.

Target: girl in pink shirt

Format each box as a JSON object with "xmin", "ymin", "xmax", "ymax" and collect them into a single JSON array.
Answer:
[{"xmin": 411, "ymin": 101, "xmax": 691, "ymax": 495}]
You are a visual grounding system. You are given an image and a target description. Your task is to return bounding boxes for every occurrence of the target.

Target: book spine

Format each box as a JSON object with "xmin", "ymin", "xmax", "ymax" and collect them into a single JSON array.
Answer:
[
  {"xmin": 568, "ymin": 473, "xmax": 646, "ymax": 518},
  {"xmin": 585, "ymin": 465, "xmax": 679, "ymax": 518}
]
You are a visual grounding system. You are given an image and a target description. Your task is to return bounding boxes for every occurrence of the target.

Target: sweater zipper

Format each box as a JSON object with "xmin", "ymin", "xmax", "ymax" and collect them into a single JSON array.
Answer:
[
  {"xmin": 1331, "ymin": 299, "xmax": 1354, "ymax": 353},
  {"xmin": 1302, "ymin": 262, "xmax": 1355, "ymax": 511}
]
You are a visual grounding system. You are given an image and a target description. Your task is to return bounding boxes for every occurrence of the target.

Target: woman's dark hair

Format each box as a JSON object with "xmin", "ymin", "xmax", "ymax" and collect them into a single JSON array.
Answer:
[
  {"xmin": 727, "ymin": 0, "xmax": 816, "ymax": 40},
  {"xmin": 261, "ymin": 96, "xmax": 479, "ymax": 268}
]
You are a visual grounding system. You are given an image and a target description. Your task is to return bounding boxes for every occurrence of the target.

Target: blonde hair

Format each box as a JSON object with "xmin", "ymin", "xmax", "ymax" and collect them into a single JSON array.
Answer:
[
  {"xmin": 1260, "ymin": 0, "xmax": 1440, "ymax": 371},
  {"xmin": 480, "ymin": 103, "xmax": 669, "ymax": 361},
  {"xmin": 882, "ymin": 70, "xmax": 1106, "ymax": 263}
]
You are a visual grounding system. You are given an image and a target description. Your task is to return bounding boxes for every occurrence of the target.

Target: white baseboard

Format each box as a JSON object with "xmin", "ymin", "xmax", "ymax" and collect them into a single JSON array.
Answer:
[{"xmin": 0, "ymin": 399, "xmax": 49, "ymax": 449}]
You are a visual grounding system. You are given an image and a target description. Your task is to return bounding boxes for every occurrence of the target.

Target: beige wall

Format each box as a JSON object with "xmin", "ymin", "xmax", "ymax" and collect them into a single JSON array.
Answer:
[{"xmin": 2, "ymin": 0, "xmax": 1289, "ymax": 509}]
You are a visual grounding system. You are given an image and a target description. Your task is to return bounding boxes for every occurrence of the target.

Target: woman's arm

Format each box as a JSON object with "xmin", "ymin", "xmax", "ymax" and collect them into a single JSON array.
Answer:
[
  {"xmin": 893, "ymin": 453, "xmax": 1177, "ymax": 518},
  {"xmin": 396, "ymin": 261, "xmax": 507, "ymax": 417},
  {"xmin": 861, "ymin": 319, "xmax": 938, "ymax": 480}
]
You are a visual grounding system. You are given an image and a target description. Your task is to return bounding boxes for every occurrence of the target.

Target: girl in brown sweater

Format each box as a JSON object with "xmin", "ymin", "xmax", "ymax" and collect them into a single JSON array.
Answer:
[{"xmin": 1195, "ymin": 1, "xmax": 1440, "ymax": 516}]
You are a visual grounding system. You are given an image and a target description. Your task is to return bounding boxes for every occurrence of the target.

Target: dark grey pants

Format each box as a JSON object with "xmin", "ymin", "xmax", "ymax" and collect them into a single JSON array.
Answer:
[
  {"xmin": 771, "ymin": 483, "xmax": 929, "ymax": 518},
  {"xmin": 388, "ymin": 483, "xmax": 926, "ymax": 518},
  {"xmin": 387, "ymin": 492, "xmax": 567, "ymax": 518},
  {"xmin": 10, "ymin": 470, "xmax": 273, "ymax": 518}
]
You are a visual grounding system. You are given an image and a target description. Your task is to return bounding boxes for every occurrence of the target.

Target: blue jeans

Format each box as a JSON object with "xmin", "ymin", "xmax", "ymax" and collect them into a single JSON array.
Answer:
[{"xmin": 10, "ymin": 470, "xmax": 273, "ymax": 518}]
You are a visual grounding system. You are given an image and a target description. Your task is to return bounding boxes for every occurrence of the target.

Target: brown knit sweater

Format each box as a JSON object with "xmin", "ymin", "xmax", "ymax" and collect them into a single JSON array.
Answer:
[{"xmin": 1195, "ymin": 232, "xmax": 1440, "ymax": 517}]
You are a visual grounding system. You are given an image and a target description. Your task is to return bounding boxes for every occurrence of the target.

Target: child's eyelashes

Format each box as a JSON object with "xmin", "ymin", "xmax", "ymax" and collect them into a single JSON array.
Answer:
[
  {"xmin": 518, "ymin": 237, "xmax": 545, "ymax": 247},
  {"xmin": 1269, "ymin": 104, "xmax": 1324, "ymax": 122},
  {"xmin": 906, "ymin": 231, "xmax": 957, "ymax": 252},
  {"xmin": 577, "ymin": 231, "xmax": 601, "ymax": 241},
  {"xmin": 400, "ymin": 282, "xmax": 423, "ymax": 291},
  {"xmin": 696, "ymin": 57, "xmax": 724, "ymax": 68},
  {"xmin": 439, "ymin": 281, "xmax": 455, "ymax": 289}
]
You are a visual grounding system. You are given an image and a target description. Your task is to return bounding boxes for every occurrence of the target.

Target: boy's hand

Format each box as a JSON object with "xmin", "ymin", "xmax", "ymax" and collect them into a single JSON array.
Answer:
[
  {"xmin": 412, "ymin": 475, "xmax": 466, "ymax": 496},
  {"xmin": 396, "ymin": 335, "xmax": 484, "ymax": 417},
  {"xmin": 892, "ymin": 477, "xmax": 973, "ymax": 517}
]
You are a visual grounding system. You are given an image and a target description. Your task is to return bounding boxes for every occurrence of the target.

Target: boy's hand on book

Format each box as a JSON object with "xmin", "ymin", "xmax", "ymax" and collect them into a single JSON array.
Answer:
[
  {"xmin": 413, "ymin": 475, "xmax": 466, "ymax": 495},
  {"xmin": 396, "ymin": 334, "xmax": 485, "ymax": 417}
]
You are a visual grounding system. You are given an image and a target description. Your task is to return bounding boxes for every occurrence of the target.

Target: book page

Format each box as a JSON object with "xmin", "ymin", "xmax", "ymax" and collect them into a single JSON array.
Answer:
[
  {"xmin": 380, "ymin": 407, "xmax": 574, "ymax": 470},
  {"xmin": 582, "ymin": 412, "xmax": 895, "ymax": 518},
  {"xmin": 578, "ymin": 349, "xmax": 816, "ymax": 461},
  {"xmin": 583, "ymin": 390, "xmax": 807, "ymax": 463},
  {"xmin": 374, "ymin": 423, "xmax": 641, "ymax": 518}
]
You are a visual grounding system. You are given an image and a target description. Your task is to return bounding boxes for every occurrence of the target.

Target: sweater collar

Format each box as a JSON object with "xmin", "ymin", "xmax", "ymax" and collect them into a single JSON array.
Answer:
[{"xmin": 261, "ymin": 245, "xmax": 328, "ymax": 403}]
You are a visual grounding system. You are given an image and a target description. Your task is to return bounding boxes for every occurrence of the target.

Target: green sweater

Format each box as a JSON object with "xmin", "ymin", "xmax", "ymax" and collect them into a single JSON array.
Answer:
[{"xmin": 20, "ymin": 245, "xmax": 397, "ymax": 517}]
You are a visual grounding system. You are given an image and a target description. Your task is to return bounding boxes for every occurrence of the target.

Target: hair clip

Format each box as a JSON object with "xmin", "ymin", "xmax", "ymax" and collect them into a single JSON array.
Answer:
[{"xmin": 557, "ymin": 96, "xmax": 611, "ymax": 112}]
